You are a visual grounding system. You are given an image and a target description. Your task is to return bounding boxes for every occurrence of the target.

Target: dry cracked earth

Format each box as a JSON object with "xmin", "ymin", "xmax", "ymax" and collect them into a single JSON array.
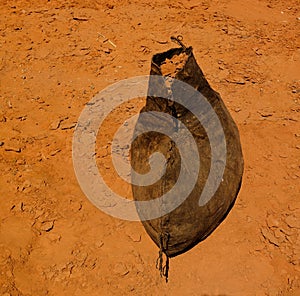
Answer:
[{"xmin": 0, "ymin": 0, "xmax": 300, "ymax": 295}]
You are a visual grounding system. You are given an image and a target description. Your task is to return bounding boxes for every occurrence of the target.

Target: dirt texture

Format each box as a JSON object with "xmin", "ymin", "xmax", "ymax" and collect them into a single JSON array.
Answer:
[
  {"xmin": 160, "ymin": 51, "xmax": 189, "ymax": 77},
  {"xmin": 0, "ymin": 0, "xmax": 299, "ymax": 295}
]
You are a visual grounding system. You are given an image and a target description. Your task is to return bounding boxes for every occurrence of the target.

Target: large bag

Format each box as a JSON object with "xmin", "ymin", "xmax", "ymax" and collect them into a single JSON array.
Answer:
[{"xmin": 131, "ymin": 37, "xmax": 244, "ymax": 281}]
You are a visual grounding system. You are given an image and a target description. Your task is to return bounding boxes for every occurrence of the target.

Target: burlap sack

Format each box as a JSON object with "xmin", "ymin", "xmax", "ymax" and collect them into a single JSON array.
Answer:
[{"xmin": 131, "ymin": 39, "xmax": 243, "ymax": 280}]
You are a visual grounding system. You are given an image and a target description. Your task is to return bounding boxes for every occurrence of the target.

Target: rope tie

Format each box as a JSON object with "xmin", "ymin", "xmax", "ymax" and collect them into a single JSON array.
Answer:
[
  {"xmin": 171, "ymin": 35, "xmax": 187, "ymax": 51},
  {"xmin": 156, "ymin": 232, "xmax": 170, "ymax": 282},
  {"xmin": 156, "ymin": 147, "xmax": 170, "ymax": 282}
]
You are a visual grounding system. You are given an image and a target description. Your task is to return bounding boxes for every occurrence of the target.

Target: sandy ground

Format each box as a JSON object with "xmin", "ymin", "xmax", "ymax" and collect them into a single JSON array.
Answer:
[{"xmin": 0, "ymin": 0, "xmax": 300, "ymax": 295}]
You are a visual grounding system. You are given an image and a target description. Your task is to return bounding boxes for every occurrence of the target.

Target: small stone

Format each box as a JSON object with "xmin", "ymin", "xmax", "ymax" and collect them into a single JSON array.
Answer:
[
  {"xmin": 266, "ymin": 215, "xmax": 280, "ymax": 228},
  {"xmin": 128, "ymin": 233, "xmax": 141, "ymax": 242},
  {"xmin": 6, "ymin": 270, "xmax": 13, "ymax": 277},
  {"xmin": 0, "ymin": 115, "xmax": 7, "ymax": 122},
  {"xmin": 273, "ymin": 229, "xmax": 286, "ymax": 242},
  {"xmin": 15, "ymin": 115, "xmax": 27, "ymax": 121},
  {"xmin": 103, "ymin": 47, "xmax": 111, "ymax": 54},
  {"xmin": 5, "ymin": 146, "xmax": 21, "ymax": 153},
  {"xmin": 47, "ymin": 233, "xmax": 61, "ymax": 243},
  {"xmin": 16, "ymin": 159, "xmax": 26, "ymax": 165},
  {"xmin": 49, "ymin": 120, "xmax": 62, "ymax": 130},
  {"xmin": 50, "ymin": 149, "xmax": 61, "ymax": 156},
  {"xmin": 261, "ymin": 227, "xmax": 280, "ymax": 246},
  {"xmin": 125, "ymin": 229, "xmax": 142, "ymax": 242},
  {"xmin": 23, "ymin": 180, "xmax": 31, "ymax": 188},
  {"xmin": 281, "ymin": 225, "xmax": 294, "ymax": 236},
  {"xmin": 226, "ymin": 78, "xmax": 246, "ymax": 85},
  {"xmin": 253, "ymin": 48, "xmax": 263, "ymax": 55},
  {"xmin": 69, "ymin": 200, "xmax": 82, "ymax": 212},
  {"xmin": 22, "ymin": 180, "xmax": 31, "ymax": 191},
  {"xmin": 40, "ymin": 220, "xmax": 54, "ymax": 232},
  {"xmin": 113, "ymin": 262, "xmax": 129, "ymax": 276},
  {"xmin": 258, "ymin": 110, "xmax": 273, "ymax": 117},
  {"xmin": 288, "ymin": 204, "xmax": 300, "ymax": 211},
  {"xmin": 285, "ymin": 215, "xmax": 300, "ymax": 229},
  {"xmin": 34, "ymin": 209, "xmax": 44, "ymax": 219},
  {"xmin": 106, "ymin": 3, "xmax": 114, "ymax": 9},
  {"xmin": 95, "ymin": 241, "xmax": 104, "ymax": 248},
  {"xmin": 60, "ymin": 122, "xmax": 76, "ymax": 130},
  {"xmin": 0, "ymin": 141, "xmax": 4, "ymax": 147},
  {"xmin": 17, "ymin": 202, "xmax": 25, "ymax": 211},
  {"xmin": 234, "ymin": 107, "xmax": 241, "ymax": 112},
  {"xmin": 17, "ymin": 180, "xmax": 31, "ymax": 192},
  {"xmin": 296, "ymin": 145, "xmax": 300, "ymax": 150}
]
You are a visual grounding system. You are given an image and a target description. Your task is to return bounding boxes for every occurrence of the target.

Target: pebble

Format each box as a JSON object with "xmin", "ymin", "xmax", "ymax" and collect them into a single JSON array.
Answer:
[
  {"xmin": 113, "ymin": 262, "xmax": 129, "ymax": 276},
  {"xmin": 0, "ymin": 116, "xmax": 6, "ymax": 122},
  {"xmin": 125, "ymin": 228, "xmax": 142, "ymax": 242},
  {"xmin": 23, "ymin": 180, "xmax": 31, "ymax": 188},
  {"xmin": 17, "ymin": 180, "xmax": 31, "ymax": 192},
  {"xmin": 127, "ymin": 232, "xmax": 141, "ymax": 242},
  {"xmin": 49, "ymin": 120, "xmax": 62, "ymax": 130},
  {"xmin": 34, "ymin": 209, "xmax": 44, "ymax": 219},
  {"xmin": 266, "ymin": 215, "xmax": 280, "ymax": 228},
  {"xmin": 281, "ymin": 225, "xmax": 294, "ymax": 236},
  {"xmin": 226, "ymin": 78, "xmax": 246, "ymax": 85},
  {"xmin": 16, "ymin": 159, "xmax": 26, "ymax": 165},
  {"xmin": 258, "ymin": 110, "xmax": 273, "ymax": 117},
  {"xmin": 69, "ymin": 200, "xmax": 82, "ymax": 212},
  {"xmin": 253, "ymin": 47, "xmax": 263, "ymax": 55},
  {"xmin": 95, "ymin": 241, "xmax": 104, "ymax": 248},
  {"xmin": 103, "ymin": 47, "xmax": 111, "ymax": 54},
  {"xmin": 40, "ymin": 220, "xmax": 54, "ymax": 232},
  {"xmin": 60, "ymin": 122, "xmax": 76, "ymax": 130},
  {"xmin": 273, "ymin": 228, "xmax": 286, "ymax": 242},
  {"xmin": 50, "ymin": 149, "xmax": 61, "ymax": 156},
  {"xmin": 15, "ymin": 115, "xmax": 27, "ymax": 121},
  {"xmin": 18, "ymin": 180, "xmax": 31, "ymax": 192},
  {"xmin": 47, "ymin": 233, "xmax": 61, "ymax": 243},
  {"xmin": 285, "ymin": 215, "xmax": 300, "ymax": 229},
  {"xmin": 5, "ymin": 146, "xmax": 21, "ymax": 153},
  {"xmin": 6, "ymin": 270, "xmax": 13, "ymax": 277},
  {"xmin": 261, "ymin": 227, "xmax": 280, "ymax": 246}
]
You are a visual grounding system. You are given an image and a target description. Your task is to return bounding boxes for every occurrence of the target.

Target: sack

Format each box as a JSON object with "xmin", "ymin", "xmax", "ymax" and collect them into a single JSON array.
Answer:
[{"xmin": 130, "ymin": 37, "xmax": 244, "ymax": 281}]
